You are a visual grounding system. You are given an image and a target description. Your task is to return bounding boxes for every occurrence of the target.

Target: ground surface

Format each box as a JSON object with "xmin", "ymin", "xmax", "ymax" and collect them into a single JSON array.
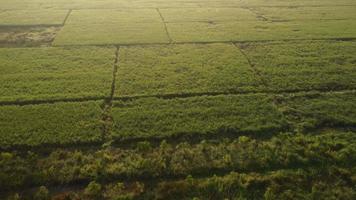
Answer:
[{"xmin": 0, "ymin": 0, "xmax": 356, "ymax": 199}]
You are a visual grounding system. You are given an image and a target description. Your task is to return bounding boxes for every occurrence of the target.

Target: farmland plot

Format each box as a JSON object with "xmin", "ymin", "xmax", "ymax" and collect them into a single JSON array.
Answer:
[
  {"xmin": 110, "ymin": 94, "xmax": 287, "ymax": 140},
  {"xmin": 0, "ymin": 10, "xmax": 68, "ymax": 26},
  {"xmin": 239, "ymin": 40, "xmax": 356, "ymax": 92},
  {"xmin": 0, "ymin": 47, "xmax": 115, "ymax": 102},
  {"xmin": 0, "ymin": 9, "xmax": 68, "ymax": 47},
  {"xmin": 167, "ymin": 19, "xmax": 356, "ymax": 42},
  {"xmin": 1, "ymin": 0, "xmax": 356, "ymax": 199},
  {"xmin": 277, "ymin": 91, "xmax": 356, "ymax": 131},
  {"xmin": 0, "ymin": 101, "xmax": 103, "ymax": 148},
  {"xmin": 53, "ymin": 9, "xmax": 169, "ymax": 45},
  {"xmin": 115, "ymin": 43, "xmax": 264, "ymax": 97}
]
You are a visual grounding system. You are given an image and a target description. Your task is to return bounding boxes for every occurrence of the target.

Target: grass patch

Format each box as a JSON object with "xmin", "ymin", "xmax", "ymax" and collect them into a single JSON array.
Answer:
[
  {"xmin": 240, "ymin": 40, "xmax": 356, "ymax": 92},
  {"xmin": 278, "ymin": 92, "xmax": 356, "ymax": 131},
  {"xmin": 65, "ymin": 9, "xmax": 162, "ymax": 24},
  {"xmin": 0, "ymin": 9, "xmax": 68, "ymax": 25},
  {"xmin": 115, "ymin": 43, "xmax": 263, "ymax": 97},
  {"xmin": 111, "ymin": 94, "xmax": 287, "ymax": 140},
  {"xmin": 159, "ymin": 8, "xmax": 258, "ymax": 22},
  {"xmin": 254, "ymin": 6, "xmax": 356, "ymax": 21},
  {"xmin": 167, "ymin": 20, "xmax": 356, "ymax": 42},
  {"xmin": 54, "ymin": 22, "xmax": 169, "ymax": 45},
  {"xmin": 53, "ymin": 9, "xmax": 169, "ymax": 45},
  {"xmin": 0, "ymin": 47, "xmax": 115, "ymax": 102},
  {"xmin": 0, "ymin": 101, "xmax": 103, "ymax": 148}
]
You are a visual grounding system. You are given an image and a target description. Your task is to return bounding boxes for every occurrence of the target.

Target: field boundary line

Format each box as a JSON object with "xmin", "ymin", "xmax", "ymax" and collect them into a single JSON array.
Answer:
[
  {"xmin": 233, "ymin": 42, "xmax": 296, "ymax": 131},
  {"xmin": 62, "ymin": 9, "xmax": 72, "ymax": 26},
  {"xmin": 112, "ymin": 88, "xmax": 356, "ymax": 101},
  {"xmin": 2, "ymin": 37, "xmax": 354, "ymax": 49},
  {"xmin": 232, "ymin": 42, "xmax": 269, "ymax": 85},
  {"xmin": 156, "ymin": 8, "xmax": 173, "ymax": 43},
  {"xmin": 0, "ymin": 24, "xmax": 63, "ymax": 28},
  {"xmin": 0, "ymin": 89, "xmax": 355, "ymax": 107},
  {"xmin": 0, "ymin": 96, "xmax": 105, "ymax": 106},
  {"xmin": 242, "ymin": 6, "xmax": 269, "ymax": 21},
  {"xmin": 44, "ymin": 37, "xmax": 356, "ymax": 48},
  {"xmin": 32, "ymin": 4, "xmax": 356, "ymax": 10},
  {"xmin": 101, "ymin": 46, "xmax": 120, "ymax": 142}
]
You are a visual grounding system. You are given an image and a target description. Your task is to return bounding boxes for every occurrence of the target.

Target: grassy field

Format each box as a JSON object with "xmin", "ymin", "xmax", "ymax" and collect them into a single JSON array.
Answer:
[{"xmin": 0, "ymin": 0, "xmax": 355, "ymax": 199}]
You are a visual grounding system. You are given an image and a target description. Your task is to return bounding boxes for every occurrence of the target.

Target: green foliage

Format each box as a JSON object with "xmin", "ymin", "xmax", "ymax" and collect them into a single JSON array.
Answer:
[
  {"xmin": 279, "ymin": 92, "xmax": 356, "ymax": 131},
  {"xmin": 34, "ymin": 186, "xmax": 49, "ymax": 200},
  {"xmin": 1, "ymin": 1, "xmax": 356, "ymax": 199},
  {"xmin": 0, "ymin": 47, "xmax": 115, "ymax": 102},
  {"xmin": 254, "ymin": 6, "xmax": 356, "ymax": 21},
  {"xmin": 159, "ymin": 8, "xmax": 258, "ymax": 22},
  {"xmin": 115, "ymin": 43, "xmax": 263, "ymax": 96},
  {"xmin": 1, "ymin": 130, "xmax": 355, "ymax": 191},
  {"xmin": 0, "ymin": 10, "xmax": 68, "ymax": 25},
  {"xmin": 167, "ymin": 20, "xmax": 356, "ymax": 42},
  {"xmin": 0, "ymin": 101, "xmax": 103, "ymax": 148},
  {"xmin": 241, "ymin": 40, "xmax": 356, "ymax": 92},
  {"xmin": 53, "ymin": 9, "xmax": 168, "ymax": 45},
  {"xmin": 84, "ymin": 181, "xmax": 102, "ymax": 199},
  {"xmin": 111, "ymin": 94, "xmax": 287, "ymax": 139},
  {"xmin": 153, "ymin": 167, "xmax": 355, "ymax": 200}
]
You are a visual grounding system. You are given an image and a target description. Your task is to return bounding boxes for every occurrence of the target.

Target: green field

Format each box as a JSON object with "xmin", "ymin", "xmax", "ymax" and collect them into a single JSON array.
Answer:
[{"xmin": 0, "ymin": 0, "xmax": 356, "ymax": 199}]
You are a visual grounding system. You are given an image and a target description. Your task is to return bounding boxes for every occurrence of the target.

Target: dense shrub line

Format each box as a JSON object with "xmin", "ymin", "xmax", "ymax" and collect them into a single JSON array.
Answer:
[{"xmin": 1, "ymin": 130, "xmax": 354, "ymax": 192}]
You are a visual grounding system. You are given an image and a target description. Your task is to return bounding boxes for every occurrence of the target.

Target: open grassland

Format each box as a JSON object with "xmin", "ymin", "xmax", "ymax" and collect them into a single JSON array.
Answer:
[{"xmin": 0, "ymin": 0, "xmax": 356, "ymax": 199}]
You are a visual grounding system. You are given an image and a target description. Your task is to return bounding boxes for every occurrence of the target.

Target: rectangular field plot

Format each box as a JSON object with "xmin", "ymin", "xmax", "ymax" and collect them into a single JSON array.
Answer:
[
  {"xmin": 0, "ymin": 101, "xmax": 103, "ymax": 148},
  {"xmin": 167, "ymin": 20, "xmax": 356, "ymax": 42},
  {"xmin": 254, "ymin": 6, "xmax": 356, "ymax": 21},
  {"xmin": 0, "ymin": 10, "xmax": 68, "ymax": 25},
  {"xmin": 240, "ymin": 41, "xmax": 356, "ymax": 92},
  {"xmin": 115, "ymin": 43, "xmax": 264, "ymax": 97},
  {"xmin": 278, "ymin": 92, "xmax": 356, "ymax": 131},
  {"xmin": 15, "ymin": 0, "xmax": 202, "ymax": 10},
  {"xmin": 111, "ymin": 94, "xmax": 288, "ymax": 140},
  {"xmin": 159, "ymin": 8, "xmax": 258, "ymax": 22},
  {"xmin": 0, "ymin": 47, "xmax": 115, "ymax": 102},
  {"xmin": 66, "ymin": 9, "xmax": 162, "ymax": 24},
  {"xmin": 53, "ymin": 9, "xmax": 169, "ymax": 45}
]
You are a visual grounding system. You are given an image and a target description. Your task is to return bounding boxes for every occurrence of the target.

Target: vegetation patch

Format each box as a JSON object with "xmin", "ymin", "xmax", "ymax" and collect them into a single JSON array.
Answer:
[
  {"xmin": 0, "ymin": 47, "xmax": 115, "ymax": 102},
  {"xmin": 254, "ymin": 6, "xmax": 356, "ymax": 21},
  {"xmin": 1, "ymin": 130, "xmax": 355, "ymax": 196},
  {"xmin": 167, "ymin": 20, "xmax": 356, "ymax": 42},
  {"xmin": 159, "ymin": 8, "xmax": 258, "ymax": 22},
  {"xmin": 240, "ymin": 40, "xmax": 356, "ymax": 92},
  {"xmin": 115, "ymin": 43, "xmax": 263, "ymax": 97},
  {"xmin": 278, "ymin": 92, "xmax": 356, "ymax": 132},
  {"xmin": 53, "ymin": 9, "xmax": 169, "ymax": 45},
  {"xmin": 0, "ymin": 10, "xmax": 68, "ymax": 25},
  {"xmin": 0, "ymin": 101, "xmax": 103, "ymax": 148},
  {"xmin": 110, "ymin": 94, "xmax": 287, "ymax": 140}
]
